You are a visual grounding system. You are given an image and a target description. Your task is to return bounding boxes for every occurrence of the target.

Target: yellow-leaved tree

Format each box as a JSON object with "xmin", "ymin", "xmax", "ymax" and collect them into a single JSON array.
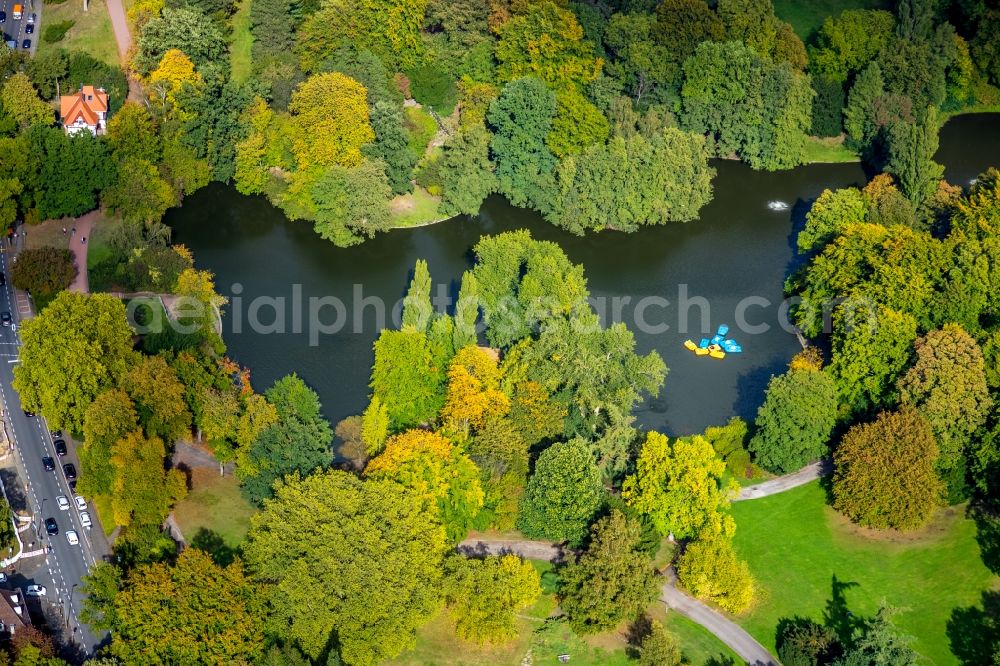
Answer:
[
  {"xmin": 147, "ymin": 49, "xmax": 203, "ymax": 110},
  {"xmin": 441, "ymin": 345, "xmax": 510, "ymax": 435},
  {"xmin": 288, "ymin": 72, "xmax": 374, "ymax": 170},
  {"xmin": 366, "ymin": 429, "xmax": 484, "ymax": 542}
]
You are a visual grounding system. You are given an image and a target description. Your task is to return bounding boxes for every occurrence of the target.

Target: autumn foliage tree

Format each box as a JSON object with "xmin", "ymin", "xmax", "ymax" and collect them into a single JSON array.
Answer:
[
  {"xmin": 832, "ymin": 408, "xmax": 944, "ymax": 530},
  {"xmin": 365, "ymin": 429, "xmax": 484, "ymax": 542},
  {"xmin": 441, "ymin": 345, "xmax": 510, "ymax": 435},
  {"xmin": 443, "ymin": 554, "xmax": 541, "ymax": 644},
  {"xmin": 110, "ymin": 430, "xmax": 187, "ymax": 528},
  {"xmin": 97, "ymin": 549, "xmax": 266, "ymax": 664},
  {"xmin": 9, "ymin": 247, "xmax": 76, "ymax": 303},
  {"xmin": 675, "ymin": 533, "xmax": 754, "ymax": 613},
  {"xmin": 288, "ymin": 73, "xmax": 375, "ymax": 170}
]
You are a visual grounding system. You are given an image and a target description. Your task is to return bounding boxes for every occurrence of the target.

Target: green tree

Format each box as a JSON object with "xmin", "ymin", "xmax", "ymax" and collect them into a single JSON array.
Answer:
[
  {"xmin": 487, "ymin": 77, "xmax": 558, "ymax": 212},
  {"xmin": 0, "ymin": 74, "xmax": 52, "ymax": 129},
  {"xmin": 680, "ymin": 41, "xmax": 812, "ymax": 170},
  {"xmin": 832, "ymin": 408, "xmax": 943, "ymax": 530},
  {"xmin": 365, "ymin": 429, "xmax": 484, "ymax": 542},
  {"xmin": 808, "ymin": 9, "xmax": 896, "ymax": 83},
  {"xmin": 80, "ymin": 390, "xmax": 139, "ymax": 499},
  {"xmin": 106, "ymin": 102, "xmax": 161, "ymax": 163},
  {"xmin": 604, "ymin": 12, "xmax": 677, "ymax": 106},
  {"xmin": 13, "ymin": 293, "xmax": 138, "ymax": 432},
  {"xmin": 121, "ymin": 355, "xmax": 192, "ymax": 442},
  {"xmin": 550, "ymin": 129, "xmax": 714, "ymax": 233},
  {"xmin": 887, "ymin": 111, "xmax": 944, "ymax": 206},
  {"xmin": 302, "ymin": 160, "xmax": 392, "ymax": 247},
  {"xmin": 0, "ymin": 177, "xmax": 21, "ymax": 229},
  {"xmin": 103, "ymin": 549, "xmax": 265, "ymax": 664},
  {"xmin": 750, "ymin": 364, "xmax": 838, "ymax": 473},
  {"xmin": 654, "ymin": 0, "xmax": 725, "ymax": 64},
  {"xmin": 101, "ymin": 158, "xmax": 175, "ymax": 225},
  {"xmin": 29, "ymin": 126, "xmax": 114, "ymax": 219},
  {"xmin": 363, "ymin": 100, "xmax": 415, "ymax": 194},
  {"xmin": 558, "ymin": 510, "xmax": 658, "ymax": 634},
  {"xmin": 834, "ymin": 603, "xmax": 921, "ymax": 666},
  {"xmin": 401, "ymin": 259, "xmax": 433, "ymax": 331},
  {"xmin": 239, "ymin": 374, "xmax": 333, "ymax": 504},
  {"xmin": 452, "ymin": 270, "xmax": 480, "ymax": 349},
  {"xmin": 638, "ymin": 621, "xmax": 683, "ymax": 666},
  {"xmin": 438, "ymin": 126, "xmax": 496, "ymax": 217},
  {"xmin": 243, "ymin": 470, "xmax": 447, "ymax": 664},
  {"xmin": 9, "ymin": 247, "xmax": 76, "ymax": 302},
  {"xmin": 546, "ymin": 87, "xmax": 609, "ymax": 158},
  {"xmin": 360, "ymin": 396, "xmax": 390, "ymax": 456},
  {"xmin": 297, "ymin": 0, "xmax": 426, "ymax": 71},
  {"xmin": 370, "ymin": 328, "xmax": 447, "ymax": 429},
  {"xmin": 897, "ymin": 324, "xmax": 992, "ymax": 499},
  {"xmin": 778, "ymin": 620, "xmax": 838, "ymax": 666},
  {"xmin": 133, "ymin": 7, "xmax": 227, "ymax": 74},
  {"xmin": 827, "ymin": 304, "xmax": 919, "ymax": 413},
  {"xmin": 0, "ymin": 498, "xmax": 16, "ymax": 555},
  {"xmin": 797, "ymin": 187, "xmax": 867, "ymax": 253},
  {"xmin": 844, "ymin": 63, "xmax": 885, "ymax": 151},
  {"xmin": 443, "ymin": 554, "xmax": 541, "ymax": 643},
  {"xmin": 467, "ymin": 415, "xmax": 530, "ymax": 531},
  {"xmin": 622, "ymin": 432, "xmax": 736, "ymax": 540},
  {"xmin": 495, "ymin": 1, "xmax": 602, "ymax": 89},
  {"xmin": 516, "ymin": 438, "xmax": 604, "ymax": 545},
  {"xmin": 675, "ymin": 533, "xmax": 754, "ymax": 613},
  {"xmin": 25, "ymin": 49, "xmax": 68, "ymax": 100},
  {"xmin": 110, "ymin": 429, "xmax": 187, "ymax": 528}
]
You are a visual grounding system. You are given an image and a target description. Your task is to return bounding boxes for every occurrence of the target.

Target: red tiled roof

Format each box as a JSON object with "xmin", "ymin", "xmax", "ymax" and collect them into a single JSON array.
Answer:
[{"xmin": 59, "ymin": 86, "xmax": 109, "ymax": 127}]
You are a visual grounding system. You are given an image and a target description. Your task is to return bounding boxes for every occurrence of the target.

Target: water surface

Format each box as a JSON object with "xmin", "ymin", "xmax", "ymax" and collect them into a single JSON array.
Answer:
[{"xmin": 168, "ymin": 114, "xmax": 1000, "ymax": 436}]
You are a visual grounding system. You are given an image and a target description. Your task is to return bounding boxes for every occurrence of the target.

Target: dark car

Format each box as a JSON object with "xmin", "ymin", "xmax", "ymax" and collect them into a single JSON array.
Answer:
[
  {"xmin": 1, "ymin": 312, "xmax": 11, "ymax": 326},
  {"xmin": 42, "ymin": 456, "xmax": 55, "ymax": 471},
  {"xmin": 24, "ymin": 24, "xmax": 32, "ymax": 34},
  {"xmin": 0, "ymin": 11, "xmax": 6, "ymax": 23},
  {"xmin": 0, "ymin": 272, "xmax": 6, "ymax": 285},
  {"xmin": 23, "ymin": 409, "xmax": 35, "ymax": 418},
  {"xmin": 68, "ymin": 479, "xmax": 77, "ymax": 493},
  {"xmin": 50, "ymin": 429, "xmax": 61, "ymax": 438},
  {"xmin": 62, "ymin": 463, "xmax": 76, "ymax": 480},
  {"xmin": 21, "ymin": 39, "xmax": 29, "ymax": 50},
  {"xmin": 54, "ymin": 440, "xmax": 67, "ymax": 457},
  {"xmin": 44, "ymin": 518, "xmax": 58, "ymax": 536}
]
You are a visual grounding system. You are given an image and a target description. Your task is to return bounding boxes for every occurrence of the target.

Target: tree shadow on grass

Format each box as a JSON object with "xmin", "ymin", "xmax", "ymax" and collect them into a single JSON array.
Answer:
[
  {"xmin": 190, "ymin": 528, "xmax": 238, "ymax": 567},
  {"xmin": 947, "ymin": 589, "xmax": 1000, "ymax": 665},
  {"xmin": 971, "ymin": 504, "xmax": 1000, "ymax": 576}
]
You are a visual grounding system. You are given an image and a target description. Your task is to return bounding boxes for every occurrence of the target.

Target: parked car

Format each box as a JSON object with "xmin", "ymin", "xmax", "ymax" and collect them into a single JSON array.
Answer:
[
  {"xmin": 74, "ymin": 496, "xmax": 86, "ymax": 511},
  {"xmin": 1, "ymin": 312, "xmax": 12, "ymax": 326},
  {"xmin": 23, "ymin": 409, "xmax": 35, "ymax": 418},
  {"xmin": 68, "ymin": 479, "xmax": 77, "ymax": 493},
  {"xmin": 79, "ymin": 512, "xmax": 91, "ymax": 529},
  {"xmin": 50, "ymin": 429, "xmax": 61, "ymax": 438},
  {"xmin": 0, "ymin": 272, "xmax": 5, "ymax": 286},
  {"xmin": 24, "ymin": 23, "xmax": 32, "ymax": 34},
  {"xmin": 21, "ymin": 39, "xmax": 29, "ymax": 49},
  {"xmin": 42, "ymin": 456, "xmax": 55, "ymax": 471},
  {"xmin": 28, "ymin": 13, "xmax": 36, "ymax": 23},
  {"xmin": 56, "ymin": 496, "xmax": 69, "ymax": 511},
  {"xmin": 0, "ymin": 12, "xmax": 6, "ymax": 23},
  {"xmin": 66, "ymin": 530, "xmax": 79, "ymax": 546},
  {"xmin": 62, "ymin": 463, "xmax": 76, "ymax": 480},
  {"xmin": 54, "ymin": 440, "xmax": 67, "ymax": 456},
  {"xmin": 0, "ymin": 573, "xmax": 7, "ymax": 584},
  {"xmin": 44, "ymin": 518, "xmax": 57, "ymax": 536},
  {"xmin": 24, "ymin": 585, "xmax": 45, "ymax": 597}
]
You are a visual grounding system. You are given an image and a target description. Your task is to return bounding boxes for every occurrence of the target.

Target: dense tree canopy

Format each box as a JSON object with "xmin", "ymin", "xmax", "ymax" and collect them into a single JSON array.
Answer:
[
  {"xmin": 443, "ymin": 554, "xmax": 541, "ymax": 644},
  {"xmin": 244, "ymin": 470, "xmax": 447, "ymax": 664},
  {"xmin": 14, "ymin": 293, "xmax": 138, "ymax": 432}
]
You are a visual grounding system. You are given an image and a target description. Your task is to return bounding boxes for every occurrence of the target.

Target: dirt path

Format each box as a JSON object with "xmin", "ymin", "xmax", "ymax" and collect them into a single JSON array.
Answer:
[{"xmin": 68, "ymin": 212, "xmax": 96, "ymax": 294}]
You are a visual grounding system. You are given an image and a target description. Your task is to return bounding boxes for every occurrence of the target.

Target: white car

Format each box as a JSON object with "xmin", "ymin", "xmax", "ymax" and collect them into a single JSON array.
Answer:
[
  {"xmin": 56, "ymin": 496, "xmax": 69, "ymax": 511},
  {"xmin": 66, "ymin": 530, "xmax": 79, "ymax": 546},
  {"xmin": 74, "ymin": 496, "xmax": 87, "ymax": 511},
  {"xmin": 79, "ymin": 511, "xmax": 92, "ymax": 529},
  {"xmin": 24, "ymin": 585, "xmax": 45, "ymax": 597}
]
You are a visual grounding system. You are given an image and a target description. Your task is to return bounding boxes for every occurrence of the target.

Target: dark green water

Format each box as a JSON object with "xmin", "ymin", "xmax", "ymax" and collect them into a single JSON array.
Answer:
[{"xmin": 167, "ymin": 114, "xmax": 1000, "ymax": 436}]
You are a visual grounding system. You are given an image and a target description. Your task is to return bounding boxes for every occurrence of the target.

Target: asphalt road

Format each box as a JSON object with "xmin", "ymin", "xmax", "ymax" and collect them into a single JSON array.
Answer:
[
  {"xmin": 0, "ymin": 0, "xmax": 39, "ymax": 55},
  {"xmin": 0, "ymin": 250, "xmax": 103, "ymax": 656}
]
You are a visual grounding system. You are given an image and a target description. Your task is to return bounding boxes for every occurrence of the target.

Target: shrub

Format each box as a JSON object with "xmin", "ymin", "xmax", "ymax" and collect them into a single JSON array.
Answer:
[
  {"xmin": 406, "ymin": 62, "xmax": 457, "ymax": 114},
  {"xmin": 11, "ymin": 247, "xmax": 76, "ymax": 301},
  {"xmin": 43, "ymin": 20, "xmax": 76, "ymax": 44}
]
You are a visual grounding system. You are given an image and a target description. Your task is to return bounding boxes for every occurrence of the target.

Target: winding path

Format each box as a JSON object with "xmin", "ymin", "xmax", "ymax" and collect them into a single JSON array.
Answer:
[{"xmin": 459, "ymin": 461, "xmax": 833, "ymax": 665}]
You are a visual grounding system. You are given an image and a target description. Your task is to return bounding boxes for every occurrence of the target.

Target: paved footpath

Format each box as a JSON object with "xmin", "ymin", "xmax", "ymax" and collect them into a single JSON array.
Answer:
[
  {"xmin": 68, "ymin": 212, "xmax": 96, "ymax": 294},
  {"xmin": 459, "ymin": 462, "xmax": 834, "ymax": 665}
]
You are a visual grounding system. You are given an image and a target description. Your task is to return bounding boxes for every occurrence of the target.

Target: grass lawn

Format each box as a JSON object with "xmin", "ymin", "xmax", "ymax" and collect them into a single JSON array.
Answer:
[
  {"xmin": 91, "ymin": 493, "xmax": 116, "ymax": 537},
  {"xmin": 662, "ymin": 613, "xmax": 743, "ymax": 665},
  {"xmin": 390, "ymin": 187, "xmax": 444, "ymax": 228},
  {"xmin": 36, "ymin": 0, "xmax": 119, "ymax": 67},
  {"xmin": 405, "ymin": 106, "xmax": 438, "ymax": 163},
  {"xmin": 731, "ymin": 480, "xmax": 998, "ymax": 665},
  {"xmin": 24, "ymin": 219, "xmax": 72, "ymax": 250},
  {"xmin": 773, "ymin": 0, "xmax": 892, "ymax": 40},
  {"xmin": 229, "ymin": 0, "xmax": 253, "ymax": 83},
  {"xmin": 172, "ymin": 467, "xmax": 256, "ymax": 550},
  {"xmin": 86, "ymin": 215, "xmax": 119, "ymax": 271},
  {"xmin": 802, "ymin": 135, "xmax": 860, "ymax": 164}
]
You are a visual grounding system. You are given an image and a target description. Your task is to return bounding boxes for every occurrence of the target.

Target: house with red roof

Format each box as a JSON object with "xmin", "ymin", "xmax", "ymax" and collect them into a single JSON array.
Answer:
[{"xmin": 59, "ymin": 86, "xmax": 109, "ymax": 137}]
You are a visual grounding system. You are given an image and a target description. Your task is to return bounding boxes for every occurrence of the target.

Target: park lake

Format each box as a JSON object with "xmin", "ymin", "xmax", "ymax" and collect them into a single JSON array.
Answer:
[{"xmin": 168, "ymin": 113, "xmax": 1000, "ymax": 436}]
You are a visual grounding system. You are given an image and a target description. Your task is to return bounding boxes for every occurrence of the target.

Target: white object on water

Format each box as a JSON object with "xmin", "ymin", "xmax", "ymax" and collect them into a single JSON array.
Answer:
[{"xmin": 767, "ymin": 200, "xmax": 790, "ymax": 211}]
